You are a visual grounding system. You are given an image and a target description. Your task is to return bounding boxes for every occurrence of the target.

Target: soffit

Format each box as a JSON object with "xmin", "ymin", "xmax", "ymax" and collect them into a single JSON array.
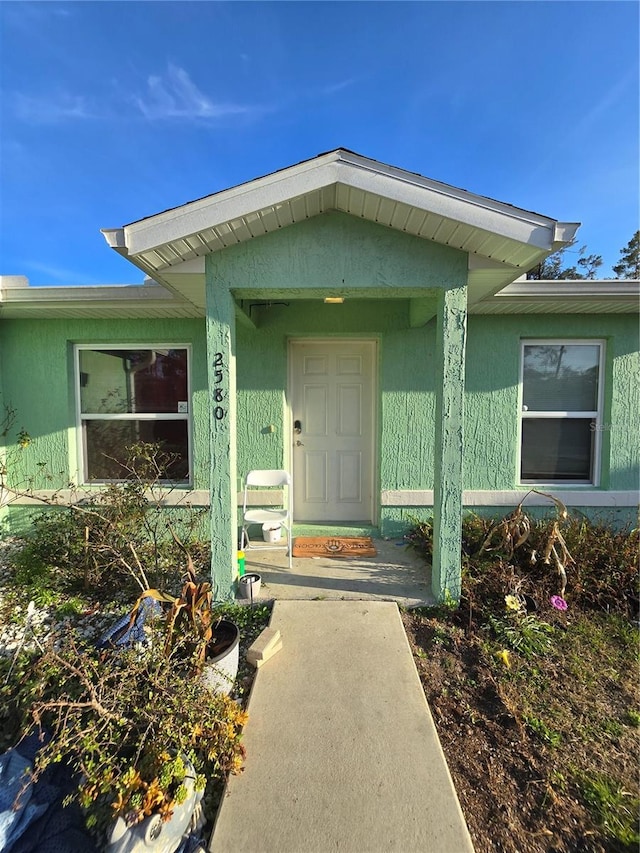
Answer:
[
  {"xmin": 470, "ymin": 280, "xmax": 640, "ymax": 314},
  {"xmin": 4, "ymin": 278, "xmax": 634, "ymax": 319},
  {"xmin": 470, "ymin": 299, "xmax": 637, "ymax": 315},
  {"xmin": 103, "ymin": 150, "xmax": 577, "ymax": 300},
  {"xmin": 125, "ymin": 183, "xmax": 551, "ymax": 275},
  {"xmin": 0, "ymin": 284, "xmax": 202, "ymax": 319}
]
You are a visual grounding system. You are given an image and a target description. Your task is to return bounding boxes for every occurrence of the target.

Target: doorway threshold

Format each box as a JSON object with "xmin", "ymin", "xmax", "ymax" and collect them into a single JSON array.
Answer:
[{"xmin": 293, "ymin": 523, "xmax": 380, "ymax": 539}]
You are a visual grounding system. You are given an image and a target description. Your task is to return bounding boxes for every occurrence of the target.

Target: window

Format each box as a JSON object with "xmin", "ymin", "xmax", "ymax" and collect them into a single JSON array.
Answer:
[
  {"xmin": 519, "ymin": 341, "xmax": 603, "ymax": 484},
  {"xmin": 76, "ymin": 346, "xmax": 190, "ymax": 482}
]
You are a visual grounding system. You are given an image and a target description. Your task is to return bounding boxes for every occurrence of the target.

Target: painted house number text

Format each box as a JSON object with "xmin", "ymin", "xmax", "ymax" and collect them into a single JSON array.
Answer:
[{"xmin": 213, "ymin": 352, "xmax": 226, "ymax": 420}]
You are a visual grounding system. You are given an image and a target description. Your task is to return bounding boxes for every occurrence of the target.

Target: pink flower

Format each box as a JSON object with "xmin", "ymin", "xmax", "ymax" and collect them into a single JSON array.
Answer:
[{"xmin": 550, "ymin": 595, "xmax": 568, "ymax": 611}]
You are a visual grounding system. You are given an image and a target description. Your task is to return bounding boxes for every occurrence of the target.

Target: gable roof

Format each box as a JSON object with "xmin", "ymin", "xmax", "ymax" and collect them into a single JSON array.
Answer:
[{"xmin": 101, "ymin": 149, "xmax": 580, "ymax": 306}]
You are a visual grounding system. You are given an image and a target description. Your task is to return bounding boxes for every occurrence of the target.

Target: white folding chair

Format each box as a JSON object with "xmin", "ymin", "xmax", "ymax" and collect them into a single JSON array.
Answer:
[{"xmin": 240, "ymin": 470, "xmax": 293, "ymax": 569}]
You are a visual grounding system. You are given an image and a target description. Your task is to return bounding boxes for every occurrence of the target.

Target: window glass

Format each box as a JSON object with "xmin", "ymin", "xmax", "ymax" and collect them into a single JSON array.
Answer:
[
  {"xmin": 79, "ymin": 349, "xmax": 188, "ymax": 415},
  {"xmin": 521, "ymin": 419, "xmax": 594, "ymax": 481},
  {"xmin": 84, "ymin": 421, "xmax": 189, "ymax": 481},
  {"xmin": 77, "ymin": 347, "xmax": 190, "ymax": 483},
  {"xmin": 520, "ymin": 341, "xmax": 602, "ymax": 484},
  {"xmin": 522, "ymin": 344, "xmax": 599, "ymax": 412}
]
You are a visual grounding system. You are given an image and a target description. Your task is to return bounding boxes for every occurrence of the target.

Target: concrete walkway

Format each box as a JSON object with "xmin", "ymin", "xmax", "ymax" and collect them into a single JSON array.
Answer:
[
  {"xmin": 210, "ymin": 601, "xmax": 474, "ymax": 853},
  {"xmin": 242, "ymin": 539, "xmax": 434, "ymax": 607}
]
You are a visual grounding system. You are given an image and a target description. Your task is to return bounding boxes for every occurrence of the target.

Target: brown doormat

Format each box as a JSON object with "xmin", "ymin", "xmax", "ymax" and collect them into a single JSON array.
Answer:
[{"xmin": 292, "ymin": 536, "xmax": 377, "ymax": 558}]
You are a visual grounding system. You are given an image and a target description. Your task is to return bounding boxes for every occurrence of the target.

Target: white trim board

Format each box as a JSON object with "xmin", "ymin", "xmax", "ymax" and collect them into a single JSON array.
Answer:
[
  {"xmin": 2, "ymin": 490, "xmax": 283, "ymax": 508},
  {"xmin": 381, "ymin": 490, "xmax": 639, "ymax": 507},
  {"xmin": 6, "ymin": 488, "xmax": 637, "ymax": 510}
]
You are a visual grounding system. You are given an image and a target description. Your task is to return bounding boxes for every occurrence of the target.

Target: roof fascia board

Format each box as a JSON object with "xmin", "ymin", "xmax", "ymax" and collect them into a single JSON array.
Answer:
[
  {"xmin": 125, "ymin": 150, "xmax": 342, "ymax": 229},
  {"xmin": 336, "ymin": 151, "xmax": 561, "ymax": 230},
  {"xmin": 1, "ymin": 283, "xmax": 179, "ymax": 305},
  {"xmin": 122, "ymin": 160, "xmax": 341, "ymax": 256},
  {"xmin": 493, "ymin": 280, "xmax": 640, "ymax": 299},
  {"xmin": 115, "ymin": 149, "xmax": 573, "ymax": 258},
  {"xmin": 334, "ymin": 164, "xmax": 557, "ymax": 250}
]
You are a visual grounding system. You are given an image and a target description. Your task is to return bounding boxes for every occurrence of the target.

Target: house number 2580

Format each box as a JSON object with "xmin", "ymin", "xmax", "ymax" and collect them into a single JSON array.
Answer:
[{"xmin": 213, "ymin": 352, "xmax": 226, "ymax": 420}]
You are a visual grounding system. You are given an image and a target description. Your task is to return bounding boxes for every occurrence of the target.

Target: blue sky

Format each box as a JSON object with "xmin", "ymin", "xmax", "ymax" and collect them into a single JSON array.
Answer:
[{"xmin": 1, "ymin": 1, "xmax": 638, "ymax": 285}]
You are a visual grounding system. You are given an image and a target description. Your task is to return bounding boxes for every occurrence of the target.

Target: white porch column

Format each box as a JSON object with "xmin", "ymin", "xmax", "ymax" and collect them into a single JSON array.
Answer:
[
  {"xmin": 432, "ymin": 284, "xmax": 467, "ymax": 601},
  {"xmin": 205, "ymin": 268, "xmax": 238, "ymax": 600}
]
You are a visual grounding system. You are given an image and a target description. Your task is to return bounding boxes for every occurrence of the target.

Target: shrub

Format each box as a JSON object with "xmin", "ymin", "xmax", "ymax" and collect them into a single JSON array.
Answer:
[
  {"xmin": 561, "ymin": 519, "xmax": 639, "ymax": 616},
  {"xmin": 406, "ymin": 507, "xmax": 639, "ymax": 619},
  {"xmin": 12, "ymin": 512, "xmax": 88, "ymax": 594},
  {"xmin": 20, "ymin": 631, "xmax": 248, "ymax": 842},
  {"xmin": 6, "ymin": 443, "xmax": 209, "ymax": 601},
  {"xmin": 403, "ymin": 517, "xmax": 433, "ymax": 561}
]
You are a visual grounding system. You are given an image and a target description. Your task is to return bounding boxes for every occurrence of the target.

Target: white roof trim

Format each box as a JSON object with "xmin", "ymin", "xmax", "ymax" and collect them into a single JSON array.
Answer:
[
  {"xmin": 492, "ymin": 280, "xmax": 640, "ymax": 298},
  {"xmin": 101, "ymin": 149, "xmax": 579, "ymax": 286},
  {"xmin": 0, "ymin": 280, "xmax": 202, "ymax": 319},
  {"xmin": 2, "ymin": 277, "xmax": 636, "ymax": 320},
  {"xmin": 1, "ymin": 282, "xmax": 177, "ymax": 304},
  {"xmin": 470, "ymin": 279, "xmax": 639, "ymax": 315}
]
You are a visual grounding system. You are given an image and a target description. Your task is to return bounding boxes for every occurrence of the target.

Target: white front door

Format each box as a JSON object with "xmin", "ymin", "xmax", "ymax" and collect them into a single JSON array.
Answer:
[{"xmin": 290, "ymin": 340, "xmax": 376, "ymax": 523}]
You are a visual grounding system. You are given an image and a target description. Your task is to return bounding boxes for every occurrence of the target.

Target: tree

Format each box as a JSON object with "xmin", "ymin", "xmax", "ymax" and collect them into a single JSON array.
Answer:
[
  {"xmin": 575, "ymin": 250, "xmax": 604, "ymax": 279},
  {"xmin": 527, "ymin": 240, "xmax": 603, "ymax": 280},
  {"xmin": 612, "ymin": 231, "xmax": 640, "ymax": 279}
]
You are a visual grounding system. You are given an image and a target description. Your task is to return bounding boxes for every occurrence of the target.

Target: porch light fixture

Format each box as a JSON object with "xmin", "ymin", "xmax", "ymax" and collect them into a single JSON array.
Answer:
[{"xmin": 323, "ymin": 296, "xmax": 344, "ymax": 304}]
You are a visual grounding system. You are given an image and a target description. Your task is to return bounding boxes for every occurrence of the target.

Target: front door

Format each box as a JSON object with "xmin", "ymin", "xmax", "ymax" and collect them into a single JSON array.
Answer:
[{"xmin": 290, "ymin": 340, "xmax": 376, "ymax": 523}]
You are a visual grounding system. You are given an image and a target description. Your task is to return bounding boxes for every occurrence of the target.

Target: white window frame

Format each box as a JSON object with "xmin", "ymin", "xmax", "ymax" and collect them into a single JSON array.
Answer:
[
  {"xmin": 74, "ymin": 344, "xmax": 193, "ymax": 485},
  {"xmin": 518, "ymin": 339, "xmax": 605, "ymax": 487}
]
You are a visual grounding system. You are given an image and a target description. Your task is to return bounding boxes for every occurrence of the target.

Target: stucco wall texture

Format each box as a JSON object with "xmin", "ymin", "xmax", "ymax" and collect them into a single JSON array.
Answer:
[
  {"xmin": 236, "ymin": 307, "xmax": 638, "ymax": 530},
  {"xmin": 206, "ymin": 212, "xmax": 466, "ymax": 298},
  {"xmin": 0, "ymin": 318, "xmax": 209, "ymax": 494},
  {"xmin": 2, "ymin": 308, "xmax": 637, "ymax": 533},
  {"xmin": 206, "ymin": 212, "xmax": 470, "ymax": 597},
  {"xmin": 464, "ymin": 314, "xmax": 639, "ymax": 493}
]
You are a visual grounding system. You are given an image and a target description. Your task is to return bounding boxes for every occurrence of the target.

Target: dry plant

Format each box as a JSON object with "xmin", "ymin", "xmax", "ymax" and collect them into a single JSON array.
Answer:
[
  {"xmin": 479, "ymin": 490, "xmax": 574, "ymax": 596},
  {"xmin": 2, "ymin": 415, "xmax": 206, "ymax": 597},
  {"xmin": 18, "ymin": 630, "xmax": 248, "ymax": 840}
]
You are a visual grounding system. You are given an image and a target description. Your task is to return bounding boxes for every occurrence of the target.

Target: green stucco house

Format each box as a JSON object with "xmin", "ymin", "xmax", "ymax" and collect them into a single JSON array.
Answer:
[{"xmin": 1, "ymin": 150, "xmax": 638, "ymax": 600}]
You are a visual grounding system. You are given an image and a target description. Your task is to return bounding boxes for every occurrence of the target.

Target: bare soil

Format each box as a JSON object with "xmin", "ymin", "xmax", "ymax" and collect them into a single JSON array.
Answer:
[{"xmin": 402, "ymin": 607, "xmax": 639, "ymax": 853}]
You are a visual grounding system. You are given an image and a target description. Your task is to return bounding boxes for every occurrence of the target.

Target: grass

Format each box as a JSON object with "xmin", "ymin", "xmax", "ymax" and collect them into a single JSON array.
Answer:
[
  {"xmin": 577, "ymin": 773, "xmax": 640, "ymax": 849},
  {"xmin": 522, "ymin": 714, "xmax": 562, "ymax": 747},
  {"xmin": 403, "ymin": 511, "xmax": 639, "ymax": 853}
]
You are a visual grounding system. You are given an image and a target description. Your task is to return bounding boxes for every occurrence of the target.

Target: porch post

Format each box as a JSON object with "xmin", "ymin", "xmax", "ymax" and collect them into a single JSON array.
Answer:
[
  {"xmin": 205, "ymin": 262, "xmax": 238, "ymax": 601},
  {"xmin": 432, "ymin": 283, "xmax": 467, "ymax": 601}
]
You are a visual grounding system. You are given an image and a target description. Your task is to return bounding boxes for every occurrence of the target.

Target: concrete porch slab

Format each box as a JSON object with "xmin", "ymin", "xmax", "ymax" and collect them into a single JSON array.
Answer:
[
  {"xmin": 209, "ymin": 600, "xmax": 474, "ymax": 853},
  {"xmin": 240, "ymin": 539, "xmax": 434, "ymax": 607}
]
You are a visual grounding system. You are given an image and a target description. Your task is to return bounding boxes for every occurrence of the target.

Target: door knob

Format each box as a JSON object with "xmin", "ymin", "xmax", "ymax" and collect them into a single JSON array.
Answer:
[{"xmin": 295, "ymin": 440, "xmax": 305, "ymax": 446}]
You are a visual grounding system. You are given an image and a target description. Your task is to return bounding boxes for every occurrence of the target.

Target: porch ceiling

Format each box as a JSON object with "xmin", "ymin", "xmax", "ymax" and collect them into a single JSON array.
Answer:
[{"xmin": 102, "ymin": 149, "xmax": 579, "ymax": 307}]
